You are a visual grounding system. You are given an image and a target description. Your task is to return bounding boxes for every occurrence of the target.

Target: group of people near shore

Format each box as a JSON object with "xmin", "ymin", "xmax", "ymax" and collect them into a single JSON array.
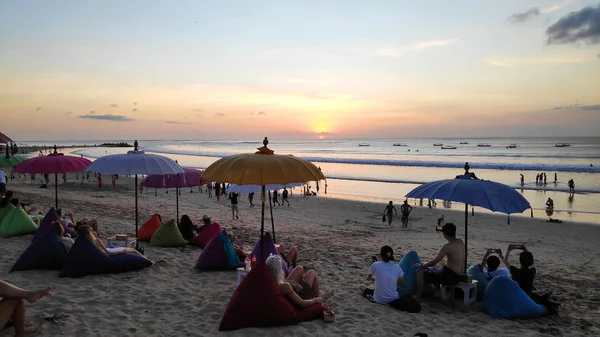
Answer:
[
  {"xmin": 359, "ymin": 222, "xmax": 555, "ymax": 314},
  {"xmin": 383, "ymin": 200, "xmax": 412, "ymax": 227}
]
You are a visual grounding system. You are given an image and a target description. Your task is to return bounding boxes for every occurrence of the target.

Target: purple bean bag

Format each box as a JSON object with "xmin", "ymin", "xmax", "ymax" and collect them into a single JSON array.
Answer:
[
  {"xmin": 32, "ymin": 207, "xmax": 59, "ymax": 242},
  {"xmin": 249, "ymin": 232, "xmax": 292, "ymax": 276},
  {"xmin": 12, "ymin": 230, "xmax": 69, "ymax": 272},
  {"xmin": 195, "ymin": 231, "xmax": 242, "ymax": 271},
  {"xmin": 59, "ymin": 238, "xmax": 152, "ymax": 278}
]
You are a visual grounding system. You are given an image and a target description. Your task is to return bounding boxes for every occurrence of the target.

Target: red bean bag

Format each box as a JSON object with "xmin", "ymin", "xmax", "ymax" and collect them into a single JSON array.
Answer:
[
  {"xmin": 190, "ymin": 222, "xmax": 221, "ymax": 248},
  {"xmin": 219, "ymin": 262, "xmax": 327, "ymax": 331},
  {"xmin": 138, "ymin": 215, "xmax": 161, "ymax": 242}
]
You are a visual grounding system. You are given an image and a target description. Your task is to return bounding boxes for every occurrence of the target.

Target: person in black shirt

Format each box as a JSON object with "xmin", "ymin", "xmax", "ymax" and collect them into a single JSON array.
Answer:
[
  {"xmin": 178, "ymin": 214, "xmax": 197, "ymax": 241},
  {"xmin": 229, "ymin": 192, "xmax": 239, "ymax": 219},
  {"xmin": 272, "ymin": 190, "xmax": 281, "ymax": 206},
  {"xmin": 503, "ymin": 244, "xmax": 536, "ymax": 295},
  {"xmin": 248, "ymin": 192, "xmax": 255, "ymax": 208},
  {"xmin": 400, "ymin": 200, "xmax": 412, "ymax": 228},
  {"xmin": 282, "ymin": 188, "xmax": 290, "ymax": 206}
]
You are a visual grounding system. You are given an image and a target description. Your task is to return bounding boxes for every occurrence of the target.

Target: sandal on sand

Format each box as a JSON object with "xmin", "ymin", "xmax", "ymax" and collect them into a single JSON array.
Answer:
[{"xmin": 44, "ymin": 312, "xmax": 70, "ymax": 324}]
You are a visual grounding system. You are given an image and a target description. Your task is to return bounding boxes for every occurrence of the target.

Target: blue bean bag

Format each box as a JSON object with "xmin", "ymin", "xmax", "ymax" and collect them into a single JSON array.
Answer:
[
  {"xmin": 32, "ymin": 207, "xmax": 59, "ymax": 242},
  {"xmin": 483, "ymin": 276, "xmax": 547, "ymax": 319},
  {"xmin": 397, "ymin": 251, "xmax": 422, "ymax": 297},
  {"xmin": 467, "ymin": 264, "xmax": 490, "ymax": 300},
  {"xmin": 195, "ymin": 231, "xmax": 242, "ymax": 271},
  {"xmin": 59, "ymin": 238, "xmax": 152, "ymax": 278},
  {"xmin": 12, "ymin": 230, "xmax": 69, "ymax": 272}
]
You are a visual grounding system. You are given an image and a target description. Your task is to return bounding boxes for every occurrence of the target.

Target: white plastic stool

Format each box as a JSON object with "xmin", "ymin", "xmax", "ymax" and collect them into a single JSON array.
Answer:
[
  {"xmin": 441, "ymin": 280, "xmax": 478, "ymax": 305},
  {"xmin": 236, "ymin": 267, "xmax": 249, "ymax": 286}
]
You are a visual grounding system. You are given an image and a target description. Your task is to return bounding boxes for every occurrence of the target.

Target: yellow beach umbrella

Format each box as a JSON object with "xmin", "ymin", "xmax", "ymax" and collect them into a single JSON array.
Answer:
[{"xmin": 202, "ymin": 137, "xmax": 325, "ymax": 257}]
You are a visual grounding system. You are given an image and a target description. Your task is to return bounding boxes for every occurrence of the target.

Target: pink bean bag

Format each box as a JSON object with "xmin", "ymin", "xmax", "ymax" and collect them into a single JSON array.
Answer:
[
  {"xmin": 219, "ymin": 262, "xmax": 327, "ymax": 331},
  {"xmin": 190, "ymin": 222, "xmax": 221, "ymax": 248}
]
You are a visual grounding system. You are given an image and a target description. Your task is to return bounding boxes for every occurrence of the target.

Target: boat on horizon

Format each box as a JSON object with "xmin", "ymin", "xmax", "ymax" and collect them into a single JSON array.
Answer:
[
  {"xmin": 433, "ymin": 143, "xmax": 443, "ymax": 146},
  {"xmin": 555, "ymin": 143, "xmax": 571, "ymax": 147},
  {"xmin": 460, "ymin": 141, "xmax": 469, "ymax": 144},
  {"xmin": 393, "ymin": 143, "xmax": 407, "ymax": 147},
  {"xmin": 506, "ymin": 144, "xmax": 517, "ymax": 149},
  {"xmin": 441, "ymin": 145, "xmax": 457, "ymax": 149},
  {"xmin": 358, "ymin": 143, "xmax": 370, "ymax": 147},
  {"xmin": 478, "ymin": 143, "xmax": 491, "ymax": 147}
]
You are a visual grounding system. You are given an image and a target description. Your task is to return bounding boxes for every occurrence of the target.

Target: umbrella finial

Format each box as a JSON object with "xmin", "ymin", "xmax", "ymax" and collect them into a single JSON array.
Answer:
[
  {"xmin": 134, "ymin": 140, "xmax": 139, "ymax": 151},
  {"xmin": 256, "ymin": 137, "xmax": 274, "ymax": 155},
  {"xmin": 263, "ymin": 137, "xmax": 268, "ymax": 146},
  {"xmin": 53, "ymin": 144, "xmax": 58, "ymax": 154}
]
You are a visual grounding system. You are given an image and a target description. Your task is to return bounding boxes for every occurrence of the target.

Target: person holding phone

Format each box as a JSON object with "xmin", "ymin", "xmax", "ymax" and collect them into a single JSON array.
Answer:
[
  {"xmin": 478, "ymin": 249, "xmax": 510, "ymax": 279},
  {"xmin": 503, "ymin": 244, "xmax": 536, "ymax": 295}
]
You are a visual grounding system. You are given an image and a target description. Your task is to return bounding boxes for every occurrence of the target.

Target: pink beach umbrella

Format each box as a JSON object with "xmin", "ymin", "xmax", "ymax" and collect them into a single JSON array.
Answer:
[
  {"xmin": 13, "ymin": 146, "xmax": 92, "ymax": 209},
  {"xmin": 140, "ymin": 168, "xmax": 206, "ymax": 223},
  {"xmin": 0, "ymin": 131, "xmax": 13, "ymax": 144}
]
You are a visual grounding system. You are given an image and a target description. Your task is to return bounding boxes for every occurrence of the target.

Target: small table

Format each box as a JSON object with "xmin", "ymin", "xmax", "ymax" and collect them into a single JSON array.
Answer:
[
  {"xmin": 442, "ymin": 280, "xmax": 478, "ymax": 305},
  {"xmin": 236, "ymin": 267, "xmax": 249, "ymax": 286}
]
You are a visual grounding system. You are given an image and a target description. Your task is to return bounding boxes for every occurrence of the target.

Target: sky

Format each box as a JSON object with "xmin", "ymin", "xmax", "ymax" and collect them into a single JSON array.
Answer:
[{"xmin": 1, "ymin": 0, "xmax": 599, "ymax": 141}]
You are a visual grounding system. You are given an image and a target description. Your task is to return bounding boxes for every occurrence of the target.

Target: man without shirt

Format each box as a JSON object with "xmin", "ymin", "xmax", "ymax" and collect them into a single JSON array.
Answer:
[
  {"xmin": 414, "ymin": 223, "xmax": 465, "ymax": 299},
  {"xmin": 359, "ymin": 246, "xmax": 406, "ymax": 310}
]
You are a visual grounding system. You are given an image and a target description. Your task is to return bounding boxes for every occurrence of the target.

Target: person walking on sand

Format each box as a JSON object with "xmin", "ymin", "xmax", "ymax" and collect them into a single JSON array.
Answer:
[
  {"xmin": 282, "ymin": 188, "xmax": 290, "ymax": 206},
  {"xmin": 520, "ymin": 174, "xmax": 524, "ymax": 185},
  {"xmin": 0, "ymin": 280, "xmax": 52, "ymax": 336},
  {"xmin": 543, "ymin": 173, "xmax": 547, "ymax": 185},
  {"xmin": 400, "ymin": 200, "xmax": 412, "ymax": 228},
  {"xmin": 568, "ymin": 179, "xmax": 575, "ymax": 194},
  {"xmin": 554, "ymin": 173, "xmax": 557, "ymax": 184},
  {"xmin": 383, "ymin": 201, "xmax": 398, "ymax": 226},
  {"xmin": 229, "ymin": 192, "xmax": 239, "ymax": 219},
  {"xmin": 207, "ymin": 183, "xmax": 213, "ymax": 198},
  {"xmin": 215, "ymin": 183, "xmax": 221, "ymax": 201},
  {"xmin": 248, "ymin": 192, "xmax": 255, "ymax": 208},
  {"xmin": 272, "ymin": 190, "xmax": 281, "ymax": 206}
]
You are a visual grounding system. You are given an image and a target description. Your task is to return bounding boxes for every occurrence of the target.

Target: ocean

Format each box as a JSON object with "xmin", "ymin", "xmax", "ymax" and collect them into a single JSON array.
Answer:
[{"xmin": 17, "ymin": 137, "xmax": 600, "ymax": 224}]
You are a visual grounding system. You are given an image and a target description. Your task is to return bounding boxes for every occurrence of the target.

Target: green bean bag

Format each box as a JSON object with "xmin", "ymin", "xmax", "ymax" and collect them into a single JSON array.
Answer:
[
  {"xmin": 150, "ymin": 220, "xmax": 187, "ymax": 247},
  {"xmin": 0, "ymin": 203, "xmax": 16, "ymax": 224},
  {"xmin": 0, "ymin": 206, "xmax": 39, "ymax": 237}
]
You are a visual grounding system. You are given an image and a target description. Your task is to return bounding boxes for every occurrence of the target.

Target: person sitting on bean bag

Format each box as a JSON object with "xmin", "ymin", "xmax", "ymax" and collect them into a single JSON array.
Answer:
[
  {"xmin": 266, "ymin": 255, "xmax": 322, "ymax": 306},
  {"xmin": 178, "ymin": 214, "xmax": 198, "ymax": 241},
  {"xmin": 52, "ymin": 221, "xmax": 74, "ymax": 252},
  {"xmin": 77, "ymin": 225, "xmax": 148, "ymax": 260}
]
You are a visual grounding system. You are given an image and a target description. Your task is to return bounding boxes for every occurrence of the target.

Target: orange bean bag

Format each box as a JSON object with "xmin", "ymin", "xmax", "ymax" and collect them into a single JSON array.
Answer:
[{"xmin": 138, "ymin": 215, "xmax": 161, "ymax": 242}]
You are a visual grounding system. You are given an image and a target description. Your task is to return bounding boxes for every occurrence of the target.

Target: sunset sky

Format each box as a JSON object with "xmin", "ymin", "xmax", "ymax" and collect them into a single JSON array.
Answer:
[{"xmin": 1, "ymin": 0, "xmax": 599, "ymax": 141}]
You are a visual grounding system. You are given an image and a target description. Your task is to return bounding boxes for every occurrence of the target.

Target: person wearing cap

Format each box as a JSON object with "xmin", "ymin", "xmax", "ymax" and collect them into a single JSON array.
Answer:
[
  {"xmin": 413, "ymin": 223, "xmax": 465, "ymax": 299},
  {"xmin": 359, "ymin": 246, "xmax": 405, "ymax": 309}
]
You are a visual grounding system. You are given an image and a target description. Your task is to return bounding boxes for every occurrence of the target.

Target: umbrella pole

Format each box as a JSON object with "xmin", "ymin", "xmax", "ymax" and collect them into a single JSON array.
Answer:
[
  {"xmin": 176, "ymin": 187, "xmax": 179, "ymax": 225},
  {"xmin": 464, "ymin": 203, "xmax": 468, "ymax": 274},
  {"xmin": 260, "ymin": 185, "xmax": 266, "ymax": 260},
  {"xmin": 54, "ymin": 173, "xmax": 58, "ymax": 209},
  {"xmin": 269, "ymin": 190, "xmax": 275, "ymax": 244},
  {"xmin": 135, "ymin": 174, "xmax": 139, "ymax": 238}
]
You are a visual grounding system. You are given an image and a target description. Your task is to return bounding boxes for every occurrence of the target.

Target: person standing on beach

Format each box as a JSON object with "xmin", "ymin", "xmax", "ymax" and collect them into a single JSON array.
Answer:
[
  {"xmin": 554, "ymin": 173, "xmax": 557, "ymax": 184},
  {"xmin": 400, "ymin": 200, "xmax": 412, "ymax": 228},
  {"xmin": 520, "ymin": 174, "xmax": 524, "ymax": 185},
  {"xmin": 248, "ymin": 192, "xmax": 254, "ymax": 207},
  {"xmin": 383, "ymin": 201, "xmax": 397, "ymax": 226},
  {"xmin": 543, "ymin": 173, "xmax": 547, "ymax": 185},
  {"xmin": 215, "ymin": 183, "xmax": 221, "ymax": 201},
  {"xmin": 229, "ymin": 192, "xmax": 239, "ymax": 219},
  {"xmin": 0, "ymin": 168, "xmax": 7, "ymax": 196},
  {"xmin": 273, "ymin": 190, "xmax": 281, "ymax": 206},
  {"xmin": 207, "ymin": 183, "xmax": 212, "ymax": 198},
  {"xmin": 535, "ymin": 174, "xmax": 539, "ymax": 184},
  {"xmin": 282, "ymin": 188, "xmax": 290, "ymax": 206}
]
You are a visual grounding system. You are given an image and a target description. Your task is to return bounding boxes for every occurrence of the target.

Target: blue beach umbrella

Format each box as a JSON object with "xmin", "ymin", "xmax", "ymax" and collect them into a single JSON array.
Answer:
[{"xmin": 405, "ymin": 175, "xmax": 532, "ymax": 273}]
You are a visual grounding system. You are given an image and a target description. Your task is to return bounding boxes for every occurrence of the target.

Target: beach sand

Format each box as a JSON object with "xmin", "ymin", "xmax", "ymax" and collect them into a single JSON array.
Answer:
[{"xmin": 1, "ymin": 175, "xmax": 600, "ymax": 337}]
